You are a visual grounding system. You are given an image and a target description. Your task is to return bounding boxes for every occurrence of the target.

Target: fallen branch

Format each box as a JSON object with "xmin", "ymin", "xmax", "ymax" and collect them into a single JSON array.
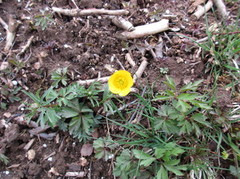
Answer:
[
  {"xmin": 193, "ymin": 0, "xmax": 213, "ymax": 19},
  {"xmin": 77, "ymin": 76, "xmax": 109, "ymax": 85},
  {"xmin": 52, "ymin": 7, "xmax": 129, "ymax": 16},
  {"xmin": 119, "ymin": 19, "xmax": 169, "ymax": 39},
  {"xmin": 213, "ymin": 0, "xmax": 228, "ymax": 19},
  {"xmin": 133, "ymin": 57, "xmax": 148, "ymax": 80}
]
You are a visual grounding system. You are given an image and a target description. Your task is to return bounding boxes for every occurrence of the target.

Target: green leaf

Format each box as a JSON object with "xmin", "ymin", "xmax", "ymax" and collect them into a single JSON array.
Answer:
[
  {"xmin": 155, "ymin": 148, "xmax": 166, "ymax": 158},
  {"xmin": 46, "ymin": 108, "xmax": 60, "ymax": 127},
  {"xmin": 180, "ymin": 80, "xmax": 203, "ymax": 92},
  {"xmin": 164, "ymin": 76, "xmax": 176, "ymax": 91},
  {"xmin": 177, "ymin": 93, "xmax": 199, "ymax": 101},
  {"xmin": 191, "ymin": 113, "xmax": 212, "ymax": 128},
  {"xmin": 132, "ymin": 149, "xmax": 152, "ymax": 160},
  {"xmin": 152, "ymin": 95, "xmax": 173, "ymax": 101},
  {"xmin": 190, "ymin": 100, "xmax": 212, "ymax": 109},
  {"xmin": 176, "ymin": 100, "xmax": 191, "ymax": 113},
  {"xmin": 164, "ymin": 159, "xmax": 180, "ymax": 166},
  {"xmin": 22, "ymin": 90, "xmax": 41, "ymax": 104},
  {"xmin": 60, "ymin": 107, "xmax": 79, "ymax": 118},
  {"xmin": 156, "ymin": 166, "xmax": 168, "ymax": 179},
  {"xmin": 140, "ymin": 157, "xmax": 156, "ymax": 167},
  {"xmin": 164, "ymin": 164, "xmax": 184, "ymax": 176}
]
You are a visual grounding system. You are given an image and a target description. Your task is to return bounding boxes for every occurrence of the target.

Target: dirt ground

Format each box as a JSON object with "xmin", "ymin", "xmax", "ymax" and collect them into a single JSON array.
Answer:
[{"xmin": 0, "ymin": 0, "xmax": 239, "ymax": 178}]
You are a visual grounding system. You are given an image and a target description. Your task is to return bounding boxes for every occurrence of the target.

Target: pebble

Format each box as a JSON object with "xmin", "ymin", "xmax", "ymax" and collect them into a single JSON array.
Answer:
[
  {"xmin": 12, "ymin": 80, "xmax": 18, "ymax": 86},
  {"xmin": 48, "ymin": 157, "xmax": 53, "ymax": 162}
]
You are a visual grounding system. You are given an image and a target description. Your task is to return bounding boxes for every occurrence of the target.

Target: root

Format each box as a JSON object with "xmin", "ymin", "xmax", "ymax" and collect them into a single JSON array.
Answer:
[{"xmin": 52, "ymin": 7, "xmax": 129, "ymax": 16}]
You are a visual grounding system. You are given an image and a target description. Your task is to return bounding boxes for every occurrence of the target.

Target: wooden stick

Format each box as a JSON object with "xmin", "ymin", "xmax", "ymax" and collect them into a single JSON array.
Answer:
[
  {"xmin": 213, "ymin": 0, "xmax": 228, "ymax": 19},
  {"xmin": 119, "ymin": 19, "xmax": 169, "ymax": 39},
  {"xmin": 193, "ymin": 0, "xmax": 213, "ymax": 19},
  {"xmin": 52, "ymin": 7, "xmax": 129, "ymax": 16}
]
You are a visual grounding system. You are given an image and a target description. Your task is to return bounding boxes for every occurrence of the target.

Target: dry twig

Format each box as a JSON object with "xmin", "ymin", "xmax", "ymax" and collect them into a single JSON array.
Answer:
[
  {"xmin": 125, "ymin": 53, "xmax": 136, "ymax": 67},
  {"xmin": 77, "ymin": 76, "xmax": 109, "ymax": 85},
  {"xmin": 213, "ymin": 0, "xmax": 228, "ymax": 19},
  {"xmin": 119, "ymin": 19, "xmax": 169, "ymax": 39},
  {"xmin": 17, "ymin": 35, "xmax": 34, "ymax": 56},
  {"xmin": 52, "ymin": 7, "xmax": 129, "ymax": 16},
  {"xmin": 193, "ymin": 0, "xmax": 213, "ymax": 19},
  {"xmin": 133, "ymin": 57, "xmax": 148, "ymax": 80}
]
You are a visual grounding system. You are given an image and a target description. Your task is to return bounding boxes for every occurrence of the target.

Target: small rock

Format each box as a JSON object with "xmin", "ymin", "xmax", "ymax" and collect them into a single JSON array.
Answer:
[
  {"xmin": 12, "ymin": 80, "xmax": 18, "ymax": 86},
  {"xmin": 0, "ymin": 62, "xmax": 9, "ymax": 71},
  {"xmin": 3, "ymin": 112, "xmax": 11, "ymax": 118},
  {"xmin": 26, "ymin": 149, "xmax": 36, "ymax": 160},
  {"xmin": 33, "ymin": 62, "xmax": 41, "ymax": 70},
  {"xmin": 176, "ymin": 57, "xmax": 184, "ymax": 63},
  {"xmin": 47, "ymin": 157, "xmax": 53, "ymax": 162},
  {"xmin": 79, "ymin": 157, "xmax": 88, "ymax": 167}
]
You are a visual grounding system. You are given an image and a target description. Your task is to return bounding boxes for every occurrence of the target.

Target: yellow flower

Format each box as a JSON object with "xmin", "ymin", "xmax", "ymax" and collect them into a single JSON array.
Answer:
[{"xmin": 108, "ymin": 70, "xmax": 134, "ymax": 96}]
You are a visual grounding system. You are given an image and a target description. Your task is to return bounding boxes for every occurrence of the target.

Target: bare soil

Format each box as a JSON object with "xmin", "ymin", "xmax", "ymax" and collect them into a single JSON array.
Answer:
[{"xmin": 0, "ymin": 0, "xmax": 239, "ymax": 178}]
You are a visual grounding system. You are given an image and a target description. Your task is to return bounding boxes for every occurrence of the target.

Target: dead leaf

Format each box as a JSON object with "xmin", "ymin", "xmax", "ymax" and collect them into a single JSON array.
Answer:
[{"xmin": 80, "ymin": 143, "xmax": 93, "ymax": 156}]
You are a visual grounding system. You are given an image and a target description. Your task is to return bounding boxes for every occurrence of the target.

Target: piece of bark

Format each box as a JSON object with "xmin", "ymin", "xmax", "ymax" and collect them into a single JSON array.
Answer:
[
  {"xmin": 119, "ymin": 19, "xmax": 169, "ymax": 39},
  {"xmin": 193, "ymin": 0, "xmax": 213, "ymax": 19},
  {"xmin": 52, "ymin": 7, "xmax": 129, "ymax": 16}
]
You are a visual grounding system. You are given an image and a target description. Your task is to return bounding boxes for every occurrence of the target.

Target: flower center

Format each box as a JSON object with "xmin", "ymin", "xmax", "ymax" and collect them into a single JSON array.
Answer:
[{"xmin": 116, "ymin": 76, "xmax": 127, "ymax": 89}]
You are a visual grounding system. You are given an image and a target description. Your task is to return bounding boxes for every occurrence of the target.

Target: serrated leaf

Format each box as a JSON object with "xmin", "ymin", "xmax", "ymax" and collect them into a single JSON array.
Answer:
[
  {"xmin": 191, "ymin": 113, "xmax": 212, "ymax": 128},
  {"xmin": 190, "ymin": 100, "xmax": 212, "ymax": 109},
  {"xmin": 164, "ymin": 76, "xmax": 176, "ymax": 90},
  {"xmin": 155, "ymin": 148, "xmax": 166, "ymax": 158},
  {"xmin": 156, "ymin": 166, "xmax": 168, "ymax": 179},
  {"xmin": 60, "ymin": 107, "xmax": 79, "ymax": 118},
  {"xmin": 180, "ymin": 80, "xmax": 203, "ymax": 92},
  {"xmin": 164, "ymin": 159, "xmax": 180, "ymax": 166},
  {"xmin": 140, "ymin": 157, "xmax": 156, "ymax": 167},
  {"xmin": 176, "ymin": 100, "xmax": 191, "ymax": 113},
  {"xmin": 164, "ymin": 164, "xmax": 184, "ymax": 176},
  {"xmin": 132, "ymin": 149, "xmax": 152, "ymax": 160},
  {"xmin": 46, "ymin": 108, "xmax": 60, "ymax": 127}
]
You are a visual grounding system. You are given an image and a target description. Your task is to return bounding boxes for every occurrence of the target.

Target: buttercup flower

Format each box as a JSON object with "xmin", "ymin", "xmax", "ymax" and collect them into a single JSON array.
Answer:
[{"xmin": 108, "ymin": 70, "xmax": 134, "ymax": 96}]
